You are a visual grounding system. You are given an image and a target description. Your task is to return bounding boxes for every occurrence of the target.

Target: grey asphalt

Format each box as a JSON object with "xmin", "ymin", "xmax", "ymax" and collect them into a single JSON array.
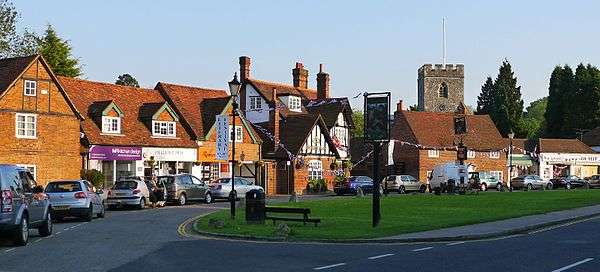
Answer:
[{"xmin": 0, "ymin": 200, "xmax": 599, "ymax": 272}]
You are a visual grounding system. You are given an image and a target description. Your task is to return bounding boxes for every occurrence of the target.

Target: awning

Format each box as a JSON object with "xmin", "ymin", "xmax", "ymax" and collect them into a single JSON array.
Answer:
[{"xmin": 510, "ymin": 154, "xmax": 533, "ymax": 166}]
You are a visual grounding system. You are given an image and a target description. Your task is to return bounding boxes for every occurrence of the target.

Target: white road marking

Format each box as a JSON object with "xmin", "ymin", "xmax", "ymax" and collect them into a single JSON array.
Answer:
[
  {"xmin": 551, "ymin": 258, "xmax": 594, "ymax": 272},
  {"xmin": 529, "ymin": 216, "xmax": 600, "ymax": 235},
  {"xmin": 412, "ymin": 246, "xmax": 433, "ymax": 252},
  {"xmin": 4, "ymin": 248, "xmax": 15, "ymax": 252},
  {"xmin": 313, "ymin": 263, "xmax": 346, "ymax": 270},
  {"xmin": 447, "ymin": 241, "xmax": 465, "ymax": 246},
  {"xmin": 33, "ymin": 239, "xmax": 42, "ymax": 243},
  {"xmin": 55, "ymin": 231, "xmax": 61, "ymax": 235},
  {"xmin": 63, "ymin": 228, "xmax": 70, "ymax": 231},
  {"xmin": 368, "ymin": 253, "xmax": 395, "ymax": 260}
]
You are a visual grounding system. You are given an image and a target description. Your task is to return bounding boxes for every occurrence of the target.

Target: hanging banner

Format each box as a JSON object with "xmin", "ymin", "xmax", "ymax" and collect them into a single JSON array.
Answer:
[
  {"xmin": 364, "ymin": 92, "xmax": 391, "ymax": 143},
  {"xmin": 215, "ymin": 115, "xmax": 230, "ymax": 161}
]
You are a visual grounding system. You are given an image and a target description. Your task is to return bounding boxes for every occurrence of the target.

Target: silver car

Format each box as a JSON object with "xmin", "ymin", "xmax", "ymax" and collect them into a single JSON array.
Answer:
[
  {"xmin": 511, "ymin": 175, "xmax": 552, "ymax": 191},
  {"xmin": 382, "ymin": 175, "xmax": 427, "ymax": 193},
  {"xmin": 106, "ymin": 179, "xmax": 150, "ymax": 209},
  {"xmin": 45, "ymin": 180, "xmax": 105, "ymax": 221},
  {"xmin": 209, "ymin": 177, "xmax": 264, "ymax": 200}
]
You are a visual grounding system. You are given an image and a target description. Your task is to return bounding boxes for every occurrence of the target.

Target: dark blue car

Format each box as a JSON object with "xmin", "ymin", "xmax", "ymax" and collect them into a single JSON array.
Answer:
[{"xmin": 334, "ymin": 176, "xmax": 375, "ymax": 196}]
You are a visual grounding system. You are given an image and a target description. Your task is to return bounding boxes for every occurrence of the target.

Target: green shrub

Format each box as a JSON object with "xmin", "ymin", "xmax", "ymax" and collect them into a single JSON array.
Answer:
[{"xmin": 81, "ymin": 169, "xmax": 105, "ymax": 188}]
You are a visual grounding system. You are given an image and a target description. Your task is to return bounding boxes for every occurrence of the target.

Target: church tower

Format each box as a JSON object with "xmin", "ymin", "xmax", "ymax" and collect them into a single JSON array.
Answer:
[{"xmin": 417, "ymin": 64, "xmax": 464, "ymax": 112}]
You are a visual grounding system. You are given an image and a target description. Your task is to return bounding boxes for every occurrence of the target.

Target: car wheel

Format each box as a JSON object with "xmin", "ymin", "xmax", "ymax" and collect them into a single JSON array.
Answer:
[
  {"xmin": 419, "ymin": 185, "xmax": 426, "ymax": 193},
  {"xmin": 38, "ymin": 212, "xmax": 52, "ymax": 237},
  {"xmin": 138, "ymin": 198, "xmax": 146, "ymax": 210},
  {"xmin": 496, "ymin": 183, "xmax": 503, "ymax": 191},
  {"xmin": 546, "ymin": 183, "xmax": 553, "ymax": 190},
  {"xmin": 526, "ymin": 184, "xmax": 533, "ymax": 191},
  {"xmin": 178, "ymin": 193, "xmax": 187, "ymax": 206},
  {"xmin": 398, "ymin": 185, "xmax": 406, "ymax": 194},
  {"xmin": 97, "ymin": 203, "xmax": 106, "ymax": 218},
  {"xmin": 204, "ymin": 193, "xmax": 212, "ymax": 204},
  {"xmin": 13, "ymin": 215, "xmax": 28, "ymax": 246},
  {"xmin": 480, "ymin": 183, "xmax": 487, "ymax": 191},
  {"xmin": 83, "ymin": 204, "xmax": 93, "ymax": 222},
  {"xmin": 566, "ymin": 183, "xmax": 571, "ymax": 190},
  {"xmin": 433, "ymin": 187, "xmax": 441, "ymax": 195}
]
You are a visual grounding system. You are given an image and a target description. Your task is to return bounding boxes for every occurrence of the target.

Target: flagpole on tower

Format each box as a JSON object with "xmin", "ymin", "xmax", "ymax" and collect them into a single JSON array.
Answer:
[{"xmin": 442, "ymin": 17, "xmax": 447, "ymax": 66}]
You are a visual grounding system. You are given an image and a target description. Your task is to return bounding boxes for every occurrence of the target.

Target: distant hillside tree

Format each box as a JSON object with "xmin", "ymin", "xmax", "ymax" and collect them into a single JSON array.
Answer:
[{"xmin": 115, "ymin": 74, "xmax": 140, "ymax": 87}]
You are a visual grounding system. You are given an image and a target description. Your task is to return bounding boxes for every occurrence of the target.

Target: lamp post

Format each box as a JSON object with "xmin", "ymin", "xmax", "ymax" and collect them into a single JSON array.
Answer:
[
  {"xmin": 508, "ymin": 130, "xmax": 515, "ymax": 192},
  {"xmin": 228, "ymin": 73, "xmax": 241, "ymax": 219}
]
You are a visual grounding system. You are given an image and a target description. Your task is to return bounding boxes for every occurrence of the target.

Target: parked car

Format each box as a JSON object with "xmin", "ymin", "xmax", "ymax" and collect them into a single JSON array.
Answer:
[
  {"xmin": 45, "ymin": 180, "xmax": 105, "ymax": 221},
  {"xmin": 0, "ymin": 165, "xmax": 52, "ymax": 246},
  {"xmin": 334, "ymin": 176, "xmax": 375, "ymax": 195},
  {"xmin": 550, "ymin": 175, "xmax": 589, "ymax": 190},
  {"xmin": 469, "ymin": 172, "xmax": 503, "ymax": 191},
  {"xmin": 159, "ymin": 174, "xmax": 211, "ymax": 205},
  {"xmin": 511, "ymin": 175, "xmax": 552, "ymax": 190},
  {"xmin": 429, "ymin": 163, "xmax": 469, "ymax": 194},
  {"xmin": 382, "ymin": 175, "xmax": 426, "ymax": 194},
  {"xmin": 584, "ymin": 175, "xmax": 600, "ymax": 189},
  {"xmin": 209, "ymin": 177, "xmax": 264, "ymax": 201},
  {"xmin": 106, "ymin": 179, "xmax": 150, "ymax": 209}
]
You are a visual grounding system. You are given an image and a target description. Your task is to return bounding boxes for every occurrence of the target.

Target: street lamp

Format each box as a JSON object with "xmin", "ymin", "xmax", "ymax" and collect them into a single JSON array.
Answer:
[
  {"xmin": 508, "ymin": 130, "xmax": 515, "ymax": 192},
  {"xmin": 228, "ymin": 73, "xmax": 241, "ymax": 219}
]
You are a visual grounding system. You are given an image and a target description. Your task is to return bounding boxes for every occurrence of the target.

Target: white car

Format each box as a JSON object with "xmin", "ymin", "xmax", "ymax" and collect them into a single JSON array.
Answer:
[
  {"xmin": 429, "ymin": 162, "xmax": 469, "ymax": 194},
  {"xmin": 209, "ymin": 177, "xmax": 264, "ymax": 200}
]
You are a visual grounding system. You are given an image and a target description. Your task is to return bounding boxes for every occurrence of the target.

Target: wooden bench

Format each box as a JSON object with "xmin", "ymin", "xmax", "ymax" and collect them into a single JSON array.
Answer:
[{"xmin": 264, "ymin": 206, "xmax": 321, "ymax": 226}]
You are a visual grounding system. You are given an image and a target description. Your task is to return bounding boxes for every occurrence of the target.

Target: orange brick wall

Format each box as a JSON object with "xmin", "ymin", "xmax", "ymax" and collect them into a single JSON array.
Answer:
[{"xmin": 0, "ymin": 59, "xmax": 81, "ymax": 185}]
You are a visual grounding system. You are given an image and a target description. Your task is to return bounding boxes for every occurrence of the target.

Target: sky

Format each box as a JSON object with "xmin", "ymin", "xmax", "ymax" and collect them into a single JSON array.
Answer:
[{"xmin": 15, "ymin": 0, "xmax": 600, "ymax": 110}]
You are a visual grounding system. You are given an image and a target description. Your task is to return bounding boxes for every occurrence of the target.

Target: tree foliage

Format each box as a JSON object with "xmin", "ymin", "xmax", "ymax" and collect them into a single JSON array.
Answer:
[
  {"xmin": 476, "ymin": 76, "xmax": 495, "ymax": 115},
  {"xmin": 521, "ymin": 97, "xmax": 547, "ymax": 139},
  {"xmin": 38, "ymin": 25, "xmax": 81, "ymax": 77},
  {"xmin": 352, "ymin": 109, "xmax": 364, "ymax": 138},
  {"xmin": 115, "ymin": 73, "xmax": 140, "ymax": 87}
]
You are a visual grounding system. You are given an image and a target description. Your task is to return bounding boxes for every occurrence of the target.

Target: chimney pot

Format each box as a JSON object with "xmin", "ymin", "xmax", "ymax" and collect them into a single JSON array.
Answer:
[
  {"xmin": 292, "ymin": 62, "xmax": 309, "ymax": 89},
  {"xmin": 317, "ymin": 63, "xmax": 330, "ymax": 99},
  {"xmin": 239, "ymin": 56, "xmax": 251, "ymax": 82},
  {"xmin": 397, "ymin": 99, "xmax": 404, "ymax": 112}
]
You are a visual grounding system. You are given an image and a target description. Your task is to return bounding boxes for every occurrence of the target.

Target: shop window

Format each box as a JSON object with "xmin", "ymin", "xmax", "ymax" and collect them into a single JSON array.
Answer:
[
  {"xmin": 211, "ymin": 163, "xmax": 220, "ymax": 180},
  {"xmin": 152, "ymin": 121, "xmax": 176, "ymax": 137},
  {"xmin": 308, "ymin": 160, "xmax": 323, "ymax": 180},
  {"xmin": 24, "ymin": 80, "xmax": 36, "ymax": 96},
  {"xmin": 102, "ymin": 116, "xmax": 121, "ymax": 134},
  {"xmin": 16, "ymin": 113, "xmax": 36, "ymax": 139},
  {"xmin": 489, "ymin": 151, "xmax": 500, "ymax": 159},
  {"xmin": 428, "ymin": 150, "xmax": 439, "ymax": 158}
]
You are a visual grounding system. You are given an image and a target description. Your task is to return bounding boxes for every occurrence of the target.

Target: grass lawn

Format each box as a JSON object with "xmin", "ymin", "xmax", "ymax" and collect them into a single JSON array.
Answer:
[{"xmin": 195, "ymin": 190, "xmax": 600, "ymax": 240}]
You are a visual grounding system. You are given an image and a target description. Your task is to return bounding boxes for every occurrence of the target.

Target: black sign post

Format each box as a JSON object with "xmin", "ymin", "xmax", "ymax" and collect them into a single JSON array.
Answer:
[
  {"xmin": 454, "ymin": 115, "xmax": 468, "ymax": 193},
  {"xmin": 364, "ymin": 92, "xmax": 390, "ymax": 228}
]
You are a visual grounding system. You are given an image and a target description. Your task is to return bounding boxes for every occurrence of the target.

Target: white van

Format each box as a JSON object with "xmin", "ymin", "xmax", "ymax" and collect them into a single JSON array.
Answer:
[{"xmin": 429, "ymin": 162, "xmax": 469, "ymax": 194}]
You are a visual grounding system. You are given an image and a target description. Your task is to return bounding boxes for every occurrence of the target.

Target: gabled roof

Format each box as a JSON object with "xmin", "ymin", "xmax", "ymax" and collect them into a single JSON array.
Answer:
[
  {"xmin": 245, "ymin": 78, "xmax": 317, "ymax": 105},
  {"xmin": 0, "ymin": 55, "xmax": 82, "ymax": 119},
  {"xmin": 393, "ymin": 111, "xmax": 506, "ymax": 151},
  {"xmin": 538, "ymin": 138, "xmax": 594, "ymax": 154},
  {"xmin": 60, "ymin": 77, "xmax": 195, "ymax": 148},
  {"xmin": 305, "ymin": 98, "xmax": 354, "ymax": 128}
]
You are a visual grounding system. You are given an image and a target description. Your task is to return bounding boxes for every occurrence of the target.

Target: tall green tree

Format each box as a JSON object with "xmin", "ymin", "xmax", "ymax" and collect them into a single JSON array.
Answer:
[
  {"xmin": 352, "ymin": 109, "xmax": 364, "ymax": 138},
  {"xmin": 38, "ymin": 25, "xmax": 81, "ymax": 77},
  {"xmin": 0, "ymin": 0, "xmax": 18, "ymax": 58},
  {"xmin": 544, "ymin": 65, "xmax": 574, "ymax": 138},
  {"xmin": 493, "ymin": 60, "xmax": 524, "ymax": 137},
  {"xmin": 476, "ymin": 76, "xmax": 495, "ymax": 115},
  {"xmin": 115, "ymin": 73, "xmax": 140, "ymax": 87},
  {"xmin": 574, "ymin": 64, "xmax": 600, "ymax": 131}
]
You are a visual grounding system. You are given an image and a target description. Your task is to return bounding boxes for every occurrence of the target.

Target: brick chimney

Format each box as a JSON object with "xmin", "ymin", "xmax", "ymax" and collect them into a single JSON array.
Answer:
[
  {"xmin": 269, "ymin": 88, "xmax": 280, "ymax": 151},
  {"xmin": 239, "ymin": 56, "xmax": 251, "ymax": 82},
  {"xmin": 317, "ymin": 64, "xmax": 330, "ymax": 99},
  {"xmin": 292, "ymin": 62, "xmax": 308, "ymax": 89},
  {"xmin": 396, "ymin": 99, "xmax": 404, "ymax": 112}
]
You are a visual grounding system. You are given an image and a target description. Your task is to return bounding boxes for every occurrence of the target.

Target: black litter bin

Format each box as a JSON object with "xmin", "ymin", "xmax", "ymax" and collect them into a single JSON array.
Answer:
[{"xmin": 245, "ymin": 189, "xmax": 266, "ymax": 224}]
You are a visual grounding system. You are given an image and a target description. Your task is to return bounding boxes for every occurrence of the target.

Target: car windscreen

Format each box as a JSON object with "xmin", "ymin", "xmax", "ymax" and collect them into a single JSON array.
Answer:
[
  {"xmin": 385, "ymin": 176, "xmax": 395, "ymax": 181},
  {"xmin": 45, "ymin": 182, "xmax": 82, "ymax": 193},
  {"xmin": 113, "ymin": 181, "xmax": 138, "ymax": 190},
  {"xmin": 157, "ymin": 176, "xmax": 174, "ymax": 185},
  {"xmin": 215, "ymin": 178, "xmax": 231, "ymax": 184}
]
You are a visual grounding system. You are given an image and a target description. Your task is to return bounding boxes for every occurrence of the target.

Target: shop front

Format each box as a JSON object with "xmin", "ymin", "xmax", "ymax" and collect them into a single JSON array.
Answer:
[
  {"xmin": 538, "ymin": 153, "xmax": 600, "ymax": 180},
  {"xmin": 196, "ymin": 141, "xmax": 261, "ymax": 183},
  {"xmin": 87, "ymin": 145, "xmax": 144, "ymax": 187},
  {"xmin": 142, "ymin": 147, "xmax": 198, "ymax": 176}
]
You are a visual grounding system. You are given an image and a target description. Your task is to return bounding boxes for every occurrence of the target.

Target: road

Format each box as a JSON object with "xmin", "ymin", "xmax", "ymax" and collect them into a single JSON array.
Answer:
[{"xmin": 0, "ymin": 201, "xmax": 599, "ymax": 272}]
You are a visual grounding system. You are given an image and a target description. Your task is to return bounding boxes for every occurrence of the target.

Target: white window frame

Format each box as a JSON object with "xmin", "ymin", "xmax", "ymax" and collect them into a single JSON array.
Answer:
[
  {"xmin": 308, "ymin": 160, "xmax": 323, "ymax": 180},
  {"xmin": 489, "ymin": 151, "xmax": 500, "ymax": 159},
  {"xmin": 288, "ymin": 96, "xmax": 301, "ymax": 111},
  {"xmin": 428, "ymin": 149, "xmax": 439, "ymax": 158},
  {"xmin": 15, "ymin": 113, "xmax": 37, "ymax": 139},
  {"xmin": 467, "ymin": 150, "xmax": 476, "ymax": 159},
  {"xmin": 102, "ymin": 116, "xmax": 121, "ymax": 134},
  {"xmin": 24, "ymin": 80, "xmax": 36, "ymax": 96},
  {"xmin": 152, "ymin": 121, "xmax": 176, "ymax": 137},
  {"xmin": 229, "ymin": 125, "xmax": 243, "ymax": 143},
  {"xmin": 249, "ymin": 96, "xmax": 262, "ymax": 110},
  {"xmin": 17, "ymin": 164, "xmax": 37, "ymax": 180}
]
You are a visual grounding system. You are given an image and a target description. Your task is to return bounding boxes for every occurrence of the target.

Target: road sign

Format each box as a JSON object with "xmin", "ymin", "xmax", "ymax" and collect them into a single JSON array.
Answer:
[{"xmin": 216, "ymin": 115, "xmax": 229, "ymax": 161}]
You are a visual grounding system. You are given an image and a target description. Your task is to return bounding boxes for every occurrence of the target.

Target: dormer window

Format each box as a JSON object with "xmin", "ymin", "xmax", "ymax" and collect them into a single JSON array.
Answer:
[
  {"xmin": 152, "ymin": 121, "xmax": 176, "ymax": 137},
  {"xmin": 288, "ymin": 96, "xmax": 301, "ymax": 112},
  {"xmin": 249, "ymin": 96, "xmax": 262, "ymax": 110},
  {"xmin": 102, "ymin": 116, "xmax": 121, "ymax": 134},
  {"xmin": 24, "ymin": 80, "xmax": 36, "ymax": 96}
]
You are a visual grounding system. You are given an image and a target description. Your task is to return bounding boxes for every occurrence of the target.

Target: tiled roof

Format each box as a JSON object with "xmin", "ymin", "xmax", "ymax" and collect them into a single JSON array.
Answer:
[
  {"xmin": 156, "ymin": 82, "xmax": 228, "ymax": 139},
  {"xmin": 59, "ymin": 77, "xmax": 196, "ymax": 148},
  {"xmin": 0, "ymin": 55, "xmax": 37, "ymax": 96},
  {"xmin": 393, "ymin": 111, "xmax": 506, "ymax": 151},
  {"xmin": 200, "ymin": 97, "xmax": 230, "ymax": 137},
  {"xmin": 538, "ymin": 138, "xmax": 594, "ymax": 154},
  {"xmin": 245, "ymin": 78, "xmax": 317, "ymax": 104},
  {"xmin": 305, "ymin": 98, "xmax": 354, "ymax": 128},
  {"xmin": 582, "ymin": 127, "xmax": 600, "ymax": 146}
]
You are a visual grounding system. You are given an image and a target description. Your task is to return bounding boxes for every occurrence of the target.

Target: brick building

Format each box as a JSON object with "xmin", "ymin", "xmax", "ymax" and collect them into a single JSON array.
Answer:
[
  {"xmin": 0, "ymin": 55, "xmax": 82, "ymax": 185},
  {"xmin": 236, "ymin": 56, "xmax": 346, "ymax": 194},
  {"xmin": 391, "ymin": 100, "xmax": 508, "ymax": 184},
  {"xmin": 156, "ymin": 82, "xmax": 263, "ymax": 184},
  {"xmin": 60, "ymin": 77, "xmax": 198, "ymax": 187}
]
